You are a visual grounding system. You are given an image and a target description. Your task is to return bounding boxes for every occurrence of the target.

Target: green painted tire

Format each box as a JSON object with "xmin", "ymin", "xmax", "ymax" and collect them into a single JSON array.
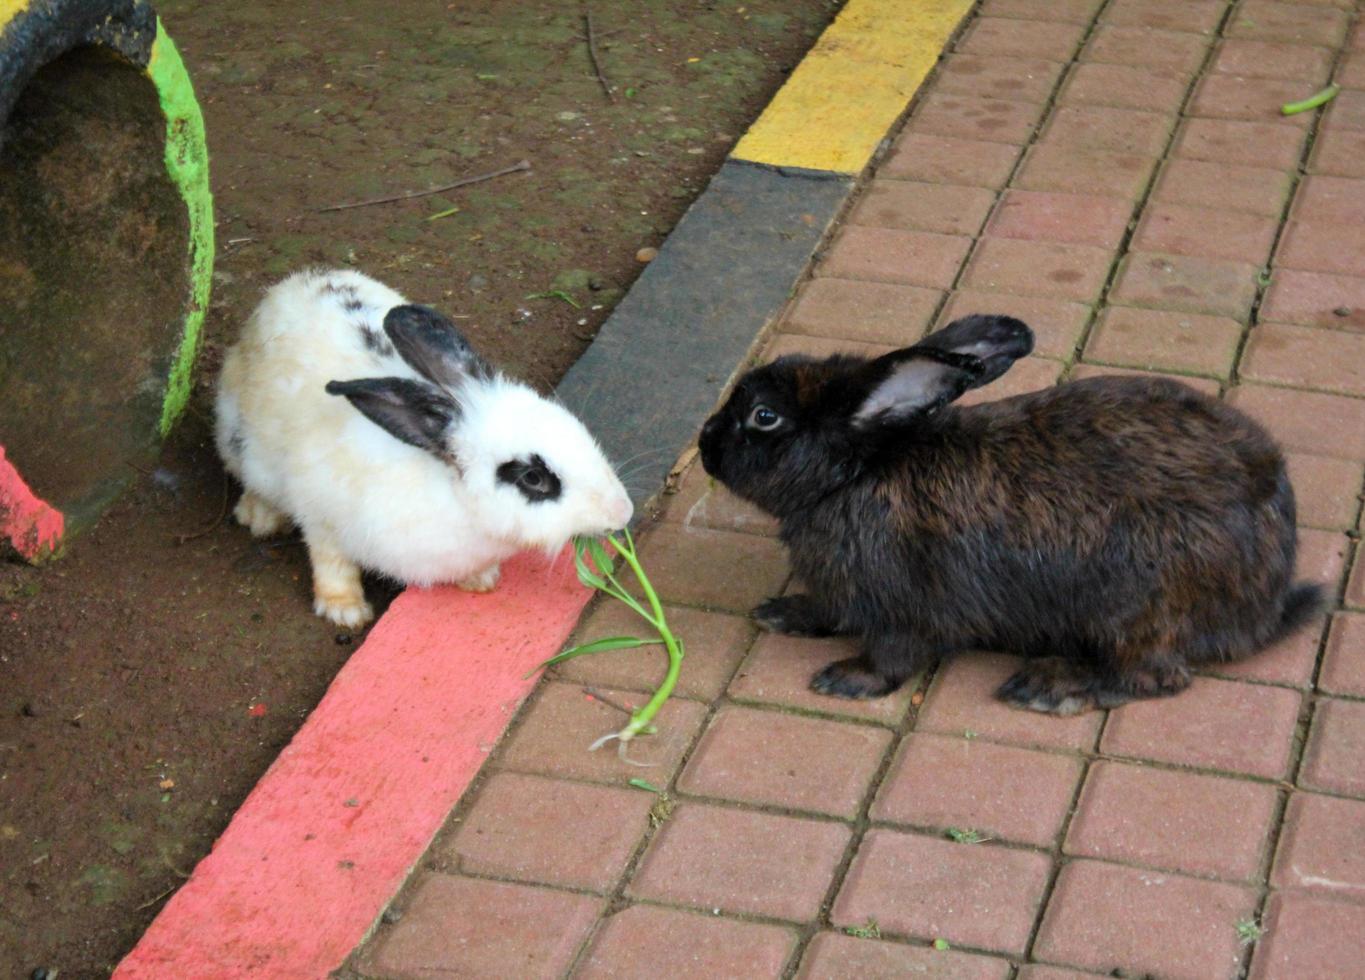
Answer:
[{"xmin": 0, "ymin": 0, "xmax": 213, "ymax": 560}]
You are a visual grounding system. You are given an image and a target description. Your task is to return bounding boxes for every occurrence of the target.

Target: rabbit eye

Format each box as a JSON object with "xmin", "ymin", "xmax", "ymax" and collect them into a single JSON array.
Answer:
[
  {"xmin": 497, "ymin": 454, "xmax": 562, "ymax": 503},
  {"xmin": 747, "ymin": 405, "xmax": 782, "ymax": 432}
]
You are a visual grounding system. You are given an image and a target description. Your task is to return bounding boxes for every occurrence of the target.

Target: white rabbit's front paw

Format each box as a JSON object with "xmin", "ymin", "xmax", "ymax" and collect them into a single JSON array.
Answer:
[
  {"xmin": 314, "ymin": 591, "xmax": 374, "ymax": 628},
  {"xmin": 234, "ymin": 491, "xmax": 288, "ymax": 538},
  {"xmin": 457, "ymin": 564, "xmax": 501, "ymax": 593},
  {"xmin": 307, "ymin": 538, "xmax": 372, "ymax": 627}
]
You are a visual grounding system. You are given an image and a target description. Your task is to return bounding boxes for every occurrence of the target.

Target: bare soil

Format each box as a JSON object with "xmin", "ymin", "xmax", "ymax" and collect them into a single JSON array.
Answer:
[{"xmin": 0, "ymin": 1, "xmax": 839, "ymax": 976}]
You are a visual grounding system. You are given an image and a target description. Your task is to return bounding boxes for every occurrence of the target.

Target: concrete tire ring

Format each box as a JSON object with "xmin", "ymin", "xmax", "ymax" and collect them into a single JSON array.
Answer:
[{"xmin": 0, "ymin": 0, "xmax": 213, "ymax": 561}]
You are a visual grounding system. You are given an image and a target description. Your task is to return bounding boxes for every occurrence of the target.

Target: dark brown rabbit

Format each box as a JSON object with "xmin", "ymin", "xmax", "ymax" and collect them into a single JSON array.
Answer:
[{"xmin": 698, "ymin": 315, "xmax": 1323, "ymax": 714}]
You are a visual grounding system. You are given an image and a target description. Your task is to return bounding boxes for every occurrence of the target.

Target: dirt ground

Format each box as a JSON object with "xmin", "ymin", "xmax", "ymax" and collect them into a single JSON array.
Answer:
[{"xmin": 0, "ymin": 1, "xmax": 840, "ymax": 975}]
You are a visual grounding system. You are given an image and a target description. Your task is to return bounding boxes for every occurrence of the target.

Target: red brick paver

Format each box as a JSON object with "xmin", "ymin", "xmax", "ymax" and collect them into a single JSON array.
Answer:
[
  {"xmin": 957, "ymin": 16, "xmax": 1087, "ymax": 61},
  {"xmin": 819, "ymin": 226, "xmax": 973, "ymax": 289},
  {"xmin": 1100, "ymin": 676, "xmax": 1301, "ymax": 779},
  {"xmin": 1131, "ymin": 201, "xmax": 1278, "ymax": 265},
  {"xmin": 1284, "ymin": 453, "xmax": 1364, "ymax": 530},
  {"xmin": 1320, "ymin": 613, "xmax": 1365, "ymax": 696},
  {"xmin": 1034, "ymin": 860, "xmax": 1257, "ymax": 979},
  {"xmin": 850, "ymin": 180, "xmax": 998, "ymax": 237},
  {"xmin": 962, "ymin": 237, "xmax": 1114, "ymax": 302},
  {"xmin": 784, "ymin": 277, "xmax": 939, "ymax": 346},
  {"xmin": 574, "ymin": 905, "xmax": 797, "ymax": 980},
  {"xmin": 1109, "ymin": 252, "xmax": 1260, "ymax": 319},
  {"xmin": 797, "ymin": 931, "xmax": 1012, "ymax": 980},
  {"xmin": 1241, "ymin": 322, "xmax": 1365, "ymax": 395},
  {"xmin": 832, "ymin": 829, "xmax": 1052, "ymax": 954},
  {"xmin": 872, "ymin": 733, "xmax": 1082, "ymax": 847},
  {"xmin": 1250, "ymin": 892, "xmax": 1365, "ymax": 980},
  {"xmin": 361, "ymin": 875, "xmax": 601, "ymax": 980},
  {"xmin": 1064, "ymin": 761, "xmax": 1278, "ymax": 881},
  {"xmin": 1173, "ymin": 117, "xmax": 1306, "ymax": 169},
  {"xmin": 934, "ymin": 53, "xmax": 1066, "ymax": 104},
  {"xmin": 1085, "ymin": 25, "xmax": 1213, "ymax": 75},
  {"xmin": 446, "ymin": 773, "xmax": 653, "ymax": 891},
  {"xmin": 1085, "ymin": 305, "xmax": 1244, "ymax": 377},
  {"xmin": 1151, "ymin": 157, "xmax": 1293, "ymax": 217},
  {"xmin": 679, "ymin": 705, "xmax": 892, "ymax": 818},
  {"xmin": 883, "ymin": 133, "xmax": 1022, "ymax": 188},
  {"xmin": 627, "ymin": 803, "xmax": 850, "ymax": 921},
  {"xmin": 1299, "ymin": 698, "xmax": 1365, "ymax": 798},
  {"xmin": 1227, "ymin": 384, "xmax": 1365, "ymax": 458},
  {"xmin": 1273, "ymin": 792, "xmax": 1365, "ymax": 905},
  {"xmin": 987, "ymin": 189, "xmax": 1132, "ymax": 248}
]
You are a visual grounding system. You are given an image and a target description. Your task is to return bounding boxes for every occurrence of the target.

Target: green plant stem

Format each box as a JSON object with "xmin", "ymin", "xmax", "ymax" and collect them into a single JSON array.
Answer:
[
  {"xmin": 604, "ymin": 529, "xmax": 683, "ymax": 743},
  {"xmin": 1281, "ymin": 84, "xmax": 1340, "ymax": 116}
]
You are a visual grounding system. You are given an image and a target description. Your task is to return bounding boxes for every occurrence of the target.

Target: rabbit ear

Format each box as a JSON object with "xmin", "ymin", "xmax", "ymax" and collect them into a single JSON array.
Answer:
[
  {"xmin": 852, "ymin": 315, "xmax": 1033, "ymax": 428},
  {"xmin": 916, "ymin": 314, "xmax": 1034, "ymax": 388},
  {"xmin": 325, "ymin": 377, "xmax": 460, "ymax": 457},
  {"xmin": 382, "ymin": 304, "xmax": 492, "ymax": 387}
]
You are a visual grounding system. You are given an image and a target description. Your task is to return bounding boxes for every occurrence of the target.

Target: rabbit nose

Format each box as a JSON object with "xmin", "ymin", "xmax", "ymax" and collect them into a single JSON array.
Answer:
[{"xmin": 608, "ymin": 493, "xmax": 633, "ymax": 529}]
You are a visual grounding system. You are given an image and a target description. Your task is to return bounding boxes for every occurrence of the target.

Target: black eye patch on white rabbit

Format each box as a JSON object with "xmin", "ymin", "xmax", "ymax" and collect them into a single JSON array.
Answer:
[
  {"xmin": 699, "ymin": 314, "xmax": 1323, "ymax": 715},
  {"xmin": 215, "ymin": 268, "xmax": 633, "ymax": 627}
]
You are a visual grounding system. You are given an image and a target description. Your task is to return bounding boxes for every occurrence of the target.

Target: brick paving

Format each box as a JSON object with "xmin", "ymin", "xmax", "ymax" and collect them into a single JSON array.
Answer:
[{"xmin": 347, "ymin": 0, "xmax": 1365, "ymax": 975}]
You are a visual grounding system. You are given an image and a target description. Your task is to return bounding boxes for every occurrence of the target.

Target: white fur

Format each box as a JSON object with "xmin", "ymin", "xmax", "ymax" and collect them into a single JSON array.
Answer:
[{"xmin": 215, "ymin": 268, "xmax": 632, "ymax": 624}]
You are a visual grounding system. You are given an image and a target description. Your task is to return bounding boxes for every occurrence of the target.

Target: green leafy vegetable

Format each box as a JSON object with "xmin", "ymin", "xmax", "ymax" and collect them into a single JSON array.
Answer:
[{"xmin": 530, "ymin": 530, "xmax": 684, "ymax": 763}]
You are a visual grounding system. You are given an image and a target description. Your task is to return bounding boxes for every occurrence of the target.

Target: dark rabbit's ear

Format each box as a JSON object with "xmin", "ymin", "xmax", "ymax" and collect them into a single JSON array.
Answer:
[
  {"xmin": 851, "ymin": 315, "xmax": 1033, "ymax": 428},
  {"xmin": 383, "ymin": 304, "xmax": 492, "ymax": 387},
  {"xmin": 916, "ymin": 314, "xmax": 1033, "ymax": 388},
  {"xmin": 325, "ymin": 377, "xmax": 460, "ymax": 457}
]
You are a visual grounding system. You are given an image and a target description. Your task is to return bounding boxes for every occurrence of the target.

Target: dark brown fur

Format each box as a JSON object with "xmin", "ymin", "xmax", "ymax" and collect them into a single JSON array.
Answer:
[{"xmin": 699, "ymin": 315, "xmax": 1323, "ymax": 713}]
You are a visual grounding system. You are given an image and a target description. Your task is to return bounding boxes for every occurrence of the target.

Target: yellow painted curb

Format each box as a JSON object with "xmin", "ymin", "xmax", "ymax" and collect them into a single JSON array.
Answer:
[
  {"xmin": 731, "ymin": 0, "xmax": 973, "ymax": 174},
  {"xmin": 0, "ymin": 0, "xmax": 30, "ymax": 33}
]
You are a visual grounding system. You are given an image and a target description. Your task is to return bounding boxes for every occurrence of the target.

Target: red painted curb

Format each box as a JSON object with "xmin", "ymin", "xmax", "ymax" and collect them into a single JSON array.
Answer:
[
  {"xmin": 0, "ymin": 444, "xmax": 64, "ymax": 561},
  {"xmin": 114, "ymin": 549, "xmax": 590, "ymax": 979}
]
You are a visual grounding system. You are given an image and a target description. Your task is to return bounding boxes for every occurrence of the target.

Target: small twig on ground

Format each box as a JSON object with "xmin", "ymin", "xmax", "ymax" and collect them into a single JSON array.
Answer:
[
  {"xmin": 316, "ymin": 159, "xmax": 532, "ymax": 214},
  {"xmin": 135, "ymin": 884, "xmax": 177, "ymax": 911},
  {"xmin": 162, "ymin": 855, "xmax": 193, "ymax": 879},
  {"xmin": 174, "ymin": 473, "xmax": 231, "ymax": 545},
  {"xmin": 584, "ymin": 9, "xmax": 616, "ymax": 103}
]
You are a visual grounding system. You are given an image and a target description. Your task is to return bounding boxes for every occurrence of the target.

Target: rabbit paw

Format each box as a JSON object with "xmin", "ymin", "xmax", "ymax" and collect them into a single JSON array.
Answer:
[
  {"xmin": 313, "ymin": 591, "xmax": 375, "ymax": 628},
  {"xmin": 234, "ymin": 491, "xmax": 288, "ymax": 538},
  {"xmin": 753, "ymin": 595, "xmax": 836, "ymax": 636},
  {"xmin": 811, "ymin": 656, "xmax": 896, "ymax": 699},
  {"xmin": 998, "ymin": 655, "xmax": 1192, "ymax": 715},
  {"xmin": 457, "ymin": 564, "xmax": 501, "ymax": 593}
]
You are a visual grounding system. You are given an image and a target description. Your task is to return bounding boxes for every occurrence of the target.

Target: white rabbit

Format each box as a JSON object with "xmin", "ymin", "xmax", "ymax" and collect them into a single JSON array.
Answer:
[{"xmin": 215, "ymin": 268, "xmax": 633, "ymax": 627}]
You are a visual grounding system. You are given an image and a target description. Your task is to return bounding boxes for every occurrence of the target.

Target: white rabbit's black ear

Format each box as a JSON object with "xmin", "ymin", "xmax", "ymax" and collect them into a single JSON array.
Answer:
[
  {"xmin": 383, "ymin": 305, "xmax": 492, "ymax": 387},
  {"xmin": 851, "ymin": 316, "xmax": 1033, "ymax": 428},
  {"xmin": 916, "ymin": 314, "xmax": 1033, "ymax": 388},
  {"xmin": 326, "ymin": 377, "xmax": 460, "ymax": 457}
]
